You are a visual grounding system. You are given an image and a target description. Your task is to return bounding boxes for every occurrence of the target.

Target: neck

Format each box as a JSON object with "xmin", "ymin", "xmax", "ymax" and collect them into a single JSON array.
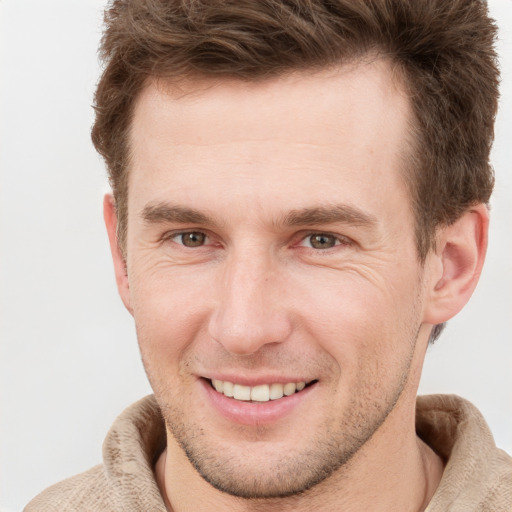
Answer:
[{"xmin": 155, "ymin": 395, "xmax": 444, "ymax": 512}]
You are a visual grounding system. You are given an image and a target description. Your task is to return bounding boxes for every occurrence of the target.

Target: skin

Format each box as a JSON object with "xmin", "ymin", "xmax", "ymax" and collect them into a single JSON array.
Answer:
[{"xmin": 105, "ymin": 59, "xmax": 488, "ymax": 511}]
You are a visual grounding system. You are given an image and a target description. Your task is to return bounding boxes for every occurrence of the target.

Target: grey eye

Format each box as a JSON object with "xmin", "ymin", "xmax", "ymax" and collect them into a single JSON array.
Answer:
[{"xmin": 176, "ymin": 232, "xmax": 207, "ymax": 247}]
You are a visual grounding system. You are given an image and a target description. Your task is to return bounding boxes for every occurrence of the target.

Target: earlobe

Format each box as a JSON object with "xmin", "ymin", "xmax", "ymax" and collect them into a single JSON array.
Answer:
[
  {"xmin": 423, "ymin": 204, "xmax": 489, "ymax": 325},
  {"xmin": 103, "ymin": 194, "xmax": 132, "ymax": 314}
]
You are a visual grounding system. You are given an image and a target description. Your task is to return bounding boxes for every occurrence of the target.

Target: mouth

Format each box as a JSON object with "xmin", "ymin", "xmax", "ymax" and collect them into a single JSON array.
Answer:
[{"xmin": 208, "ymin": 378, "xmax": 317, "ymax": 403}]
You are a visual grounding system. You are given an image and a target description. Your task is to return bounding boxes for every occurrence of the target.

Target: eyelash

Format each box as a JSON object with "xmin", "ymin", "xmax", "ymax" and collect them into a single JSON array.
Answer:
[
  {"xmin": 164, "ymin": 231, "xmax": 211, "ymax": 247},
  {"xmin": 297, "ymin": 232, "xmax": 352, "ymax": 250},
  {"xmin": 163, "ymin": 230, "xmax": 352, "ymax": 251}
]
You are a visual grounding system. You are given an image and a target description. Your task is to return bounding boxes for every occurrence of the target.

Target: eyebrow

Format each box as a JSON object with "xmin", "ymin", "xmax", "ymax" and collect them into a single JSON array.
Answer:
[
  {"xmin": 141, "ymin": 202, "xmax": 377, "ymax": 229},
  {"xmin": 142, "ymin": 203, "xmax": 215, "ymax": 226},
  {"xmin": 282, "ymin": 205, "xmax": 377, "ymax": 228}
]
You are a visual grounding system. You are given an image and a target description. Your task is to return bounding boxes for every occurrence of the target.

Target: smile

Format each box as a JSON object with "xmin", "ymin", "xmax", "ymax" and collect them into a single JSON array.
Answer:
[{"xmin": 210, "ymin": 379, "xmax": 314, "ymax": 402}]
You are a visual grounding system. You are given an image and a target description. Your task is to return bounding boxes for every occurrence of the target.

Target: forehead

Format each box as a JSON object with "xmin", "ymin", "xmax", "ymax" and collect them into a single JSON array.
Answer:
[
  {"xmin": 132, "ymin": 58, "xmax": 409, "ymax": 149},
  {"xmin": 128, "ymin": 59, "xmax": 413, "ymax": 223}
]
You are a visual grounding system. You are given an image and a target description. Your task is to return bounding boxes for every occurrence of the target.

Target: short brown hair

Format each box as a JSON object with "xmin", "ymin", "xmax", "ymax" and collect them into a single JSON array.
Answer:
[{"xmin": 92, "ymin": 0, "xmax": 499, "ymax": 261}]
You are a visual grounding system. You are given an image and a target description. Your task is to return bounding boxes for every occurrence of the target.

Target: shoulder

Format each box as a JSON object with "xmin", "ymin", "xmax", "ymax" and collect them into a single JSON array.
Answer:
[
  {"xmin": 24, "ymin": 464, "xmax": 116, "ymax": 512},
  {"xmin": 417, "ymin": 394, "xmax": 512, "ymax": 511},
  {"xmin": 23, "ymin": 395, "xmax": 166, "ymax": 512}
]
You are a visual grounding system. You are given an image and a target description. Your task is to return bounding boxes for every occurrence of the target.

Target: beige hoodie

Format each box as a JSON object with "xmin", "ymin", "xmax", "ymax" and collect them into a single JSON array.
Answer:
[{"xmin": 25, "ymin": 394, "xmax": 512, "ymax": 511}]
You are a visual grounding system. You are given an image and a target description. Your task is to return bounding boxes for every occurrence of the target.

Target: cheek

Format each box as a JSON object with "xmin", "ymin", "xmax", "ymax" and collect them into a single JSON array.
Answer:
[
  {"xmin": 129, "ymin": 263, "xmax": 214, "ymax": 361},
  {"xmin": 289, "ymin": 266, "xmax": 421, "ymax": 369}
]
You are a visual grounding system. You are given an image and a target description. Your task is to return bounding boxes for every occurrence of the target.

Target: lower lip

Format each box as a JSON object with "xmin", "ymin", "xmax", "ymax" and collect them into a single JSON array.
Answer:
[{"xmin": 200, "ymin": 379, "xmax": 316, "ymax": 426}]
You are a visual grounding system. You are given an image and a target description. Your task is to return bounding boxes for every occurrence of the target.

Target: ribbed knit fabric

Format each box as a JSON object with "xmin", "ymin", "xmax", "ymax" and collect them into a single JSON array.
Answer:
[{"xmin": 25, "ymin": 394, "xmax": 512, "ymax": 511}]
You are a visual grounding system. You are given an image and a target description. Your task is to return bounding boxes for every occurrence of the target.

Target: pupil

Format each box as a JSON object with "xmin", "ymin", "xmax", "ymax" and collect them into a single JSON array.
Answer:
[
  {"xmin": 182, "ymin": 232, "xmax": 205, "ymax": 247},
  {"xmin": 311, "ymin": 234, "xmax": 335, "ymax": 249}
]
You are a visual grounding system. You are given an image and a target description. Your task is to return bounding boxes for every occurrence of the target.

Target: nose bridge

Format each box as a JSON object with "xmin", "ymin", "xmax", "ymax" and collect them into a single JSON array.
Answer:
[{"xmin": 208, "ymin": 246, "xmax": 291, "ymax": 355}]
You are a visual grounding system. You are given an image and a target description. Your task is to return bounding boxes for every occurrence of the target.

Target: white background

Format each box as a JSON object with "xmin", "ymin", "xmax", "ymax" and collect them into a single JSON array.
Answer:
[{"xmin": 0, "ymin": 2, "xmax": 510, "ymax": 511}]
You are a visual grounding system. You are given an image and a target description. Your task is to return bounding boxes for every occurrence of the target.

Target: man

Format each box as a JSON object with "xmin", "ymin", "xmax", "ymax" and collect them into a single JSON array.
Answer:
[{"xmin": 25, "ymin": 0, "xmax": 512, "ymax": 510}]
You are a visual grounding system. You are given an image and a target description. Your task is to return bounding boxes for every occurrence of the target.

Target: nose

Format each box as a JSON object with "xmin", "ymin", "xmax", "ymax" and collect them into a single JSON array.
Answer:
[{"xmin": 208, "ymin": 250, "xmax": 293, "ymax": 356}]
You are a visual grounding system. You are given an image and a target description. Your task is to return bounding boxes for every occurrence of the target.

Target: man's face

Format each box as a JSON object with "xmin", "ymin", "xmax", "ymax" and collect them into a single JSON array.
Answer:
[{"xmin": 120, "ymin": 60, "xmax": 435, "ymax": 497}]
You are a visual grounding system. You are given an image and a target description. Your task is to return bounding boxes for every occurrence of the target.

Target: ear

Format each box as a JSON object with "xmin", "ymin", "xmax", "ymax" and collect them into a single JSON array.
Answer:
[
  {"xmin": 423, "ymin": 204, "xmax": 489, "ymax": 325},
  {"xmin": 103, "ymin": 194, "xmax": 132, "ymax": 314}
]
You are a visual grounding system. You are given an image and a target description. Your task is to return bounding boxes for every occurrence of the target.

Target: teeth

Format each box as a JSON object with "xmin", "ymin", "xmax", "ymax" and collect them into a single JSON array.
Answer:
[
  {"xmin": 251, "ymin": 384, "xmax": 270, "ymax": 402},
  {"xmin": 233, "ymin": 384, "xmax": 251, "ymax": 401},
  {"xmin": 269, "ymin": 383, "xmax": 284, "ymax": 400},
  {"xmin": 283, "ymin": 382, "xmax": 296, "ymax": 396},
  {"xmin": 212, "ymin": 379, "xmax": 224, "ymax": 392},
  {"xmin": 211, "ymin": 380, "xmax": 308, "ymax": 402},
  {"xmin": 223, "ymin": 381, "xmax": 234, "ymax": 397}
]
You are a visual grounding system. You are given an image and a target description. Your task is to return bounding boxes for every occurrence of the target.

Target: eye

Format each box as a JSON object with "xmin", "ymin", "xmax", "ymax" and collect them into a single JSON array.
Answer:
[
  {"xmin": 300, "ymin": 233, "xmax": 348, "ymax": 250},
  {"xmin": 171, "ymin": 231, "xmax": 209, "ymax": 247}
]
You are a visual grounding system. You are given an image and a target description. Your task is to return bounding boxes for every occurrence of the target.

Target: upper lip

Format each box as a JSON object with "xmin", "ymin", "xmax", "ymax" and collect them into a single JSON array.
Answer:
[{"xmin": 201, "ymin": 375, "xmax": 314, "ymax": 386}]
